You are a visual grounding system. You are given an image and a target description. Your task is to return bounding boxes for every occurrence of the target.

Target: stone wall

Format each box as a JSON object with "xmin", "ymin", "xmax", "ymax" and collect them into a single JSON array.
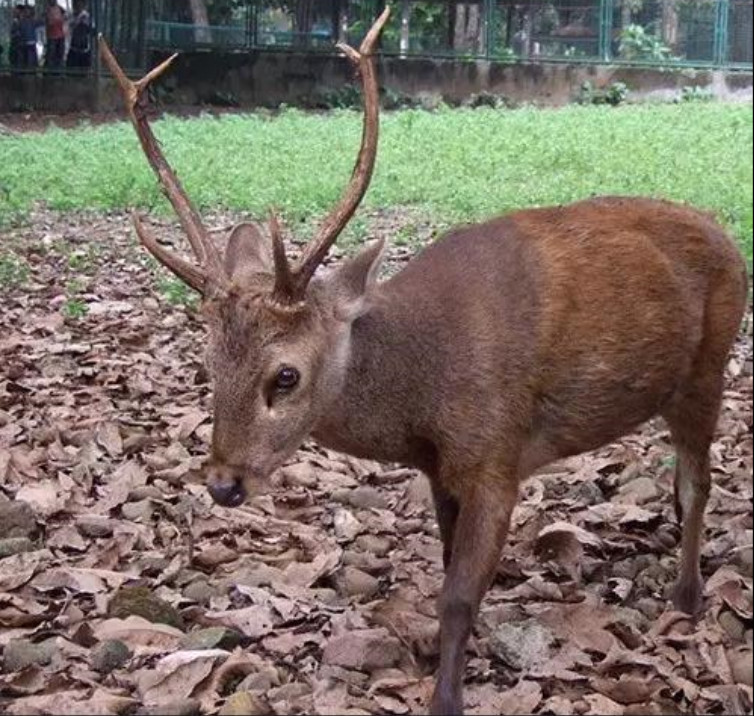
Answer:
[
  {"xmin": 151, "ymin": 51, "xmax": 753, "ymax": 108},
  {"xmin": 0, "ymin": 52, "xmax": 751, "ymax": 114}
]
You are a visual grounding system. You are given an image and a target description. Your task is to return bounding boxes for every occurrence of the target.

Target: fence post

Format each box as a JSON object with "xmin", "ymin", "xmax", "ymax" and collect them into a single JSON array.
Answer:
[
  {"xmin": 599, "ymin": 0, "xmax": 614, "ymax": 62},
  {"xmin": 713, "ymin": 0, "xmax": 730, "ymax": 66},
  {"xmin": 483, "ymin": 0, "xmax": 494, "ymax": 59}
]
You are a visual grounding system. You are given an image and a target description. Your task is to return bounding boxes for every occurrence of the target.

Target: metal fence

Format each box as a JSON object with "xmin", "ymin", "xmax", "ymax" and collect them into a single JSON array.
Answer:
[
  {"xmin": 145, "ymin": 0, "xmax": 753, "ymax": 69},
  {"xmin": 1, "ymin": 0, "xmax": 751, "ymax": 72}
]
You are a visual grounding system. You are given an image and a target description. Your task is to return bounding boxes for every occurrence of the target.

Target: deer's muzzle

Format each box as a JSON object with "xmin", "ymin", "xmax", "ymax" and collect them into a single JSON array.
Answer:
[{"xmin": 206, "ymin": 463, "xmax": 247, "ymax": 507}]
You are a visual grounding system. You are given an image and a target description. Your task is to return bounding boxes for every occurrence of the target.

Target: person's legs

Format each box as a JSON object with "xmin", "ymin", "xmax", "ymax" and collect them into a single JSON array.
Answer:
[{"xmin": 26, "ymin": 43, "xmax": 38, "ymax": 68}]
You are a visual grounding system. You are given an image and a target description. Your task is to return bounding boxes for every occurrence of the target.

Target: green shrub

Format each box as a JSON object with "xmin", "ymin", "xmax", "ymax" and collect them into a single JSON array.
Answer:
[{"xmin": 619, "ymin": 24, "xmax": 674, "ymax": 62}]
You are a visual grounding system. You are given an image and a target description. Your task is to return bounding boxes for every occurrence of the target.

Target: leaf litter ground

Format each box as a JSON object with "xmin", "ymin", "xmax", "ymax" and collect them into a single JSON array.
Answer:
[{"xmin": 0, "ymin": 209, "xmax": 751, "ymax": 716}]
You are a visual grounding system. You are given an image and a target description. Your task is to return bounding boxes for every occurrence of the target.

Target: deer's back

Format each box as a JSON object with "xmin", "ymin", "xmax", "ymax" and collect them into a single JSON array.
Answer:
[{"xmin": 383, "ymin": 196, "xmax": 747, "ymax": 472}]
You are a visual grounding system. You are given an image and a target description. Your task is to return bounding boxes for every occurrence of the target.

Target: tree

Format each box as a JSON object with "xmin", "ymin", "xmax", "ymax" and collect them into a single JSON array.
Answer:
[
  {"xmin": 294, "ymin": 0, "xmax": 315, "ymax": 46},
  {"xmin": 189, "ymin": 0, "xmax": 212, "ymax": 43}
]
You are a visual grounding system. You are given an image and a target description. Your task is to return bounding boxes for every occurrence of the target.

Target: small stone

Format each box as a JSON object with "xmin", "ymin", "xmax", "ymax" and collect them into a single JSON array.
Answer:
[
  {"xmin": 348, "ymin": 486, "xmax": 388, "ymax": 510},
  {"xmin": 121, "ymin": 499, "xmax": 154, "ymax": 523},
  {"xmin": 268, "ymin": 682, "xmax": 312, "ymax": 704},
  {"xmin": 405, "ymin": 474, "xmax": 433, "ymax": 510},
  {"xmin": 335, "ymin": 566, "xmax": 380, "ymax": 600},
  {"xmin": 617, "ymin": 477, "xmax": 660, "ymax": 505},
  {"xmin": 194, "ymin": 545, "xmax": 238, "ymax": 569},
  {"xmin": 540, "ymin": 696, "xmax": 576, "ymax": 715},
  {"xmin": 75, "ymin": 514, "xmax": 114, "ymax": 538},
  {"xmin": 91, "ymin": 639, "xmax": 131, "ymax": 673},
  {"xmin": 734, "ymin": 546, "xmax": 753, "ymax": 578},
  {"xmin": 138, "ymin": 699, "xmax": 201, "ymax": 716},
  {"xmin": 634, "ymin": 597, "xmax": 663, "ymax": 620},
  {"xmin": 322, "ymin": 629, "xmax": 402, "ymax": 671},
  {"xmin": 138, "ymin": 555, "xmax": 170, "ymax": 577},
  {"xmin": 574, "ymin": 481, "xmax": 605, "ymax": 506},
  {"xmin": 719, "ymin": 610, "xmax": 746, "ymax": 641},
  {"xmin": 727, "ymin": 646, "xmax": 753, "ymax": 686},
  {"xmin": 489, "ymin": 620, "xmax": 554, "ymax": 670},
  {"xmin": 0, "ymin": 500, "xmax": 36, "ymax": 539},
  {"xmin": 331, "ymin": 488, "xmax": 352, "ymax": 505},
  {"xmin": 656, "ymin": 525, "xmax": 679, "ymax": 549},
  {"xmin": 280, "ymin": 463, "xmax": 318, "ymax": 488},
  {"xmin": 333, "ymin": 508, "xmax": 363, "ymax": 543},
  {"xmin": 355, "ymin": 534, "xmax": 394, "ymax": 557},
  {"xmin": 396, "ymin": 518, "xmax": 423, "ymax": 535},
  {"xmin": 238, "ymin": 667, "xmax": 279, "ymax": 692},
  {"xmin": 183, "ymin": 579, "xmax": 217, "ymax": 604},
  {"xmin": 108, "ymin": 586, "xmax": 185, "ymax": 630},
  {"xmin": 311, "ymin": 587, "xmax": 338, "ymax": 605},
  {"xmin": 342, "ymin": 550, "xmax": 391, "ymax": 575},
  {"xmin": 0, "ymin": 537, "xmax": 34, "ymax": 558},
  {"xmin": 128, "ymin": 486, "xmax": 163, "ymax": 501},
  {"xmin": 181, "ymin": 627, "xmax": 241, "ymax": 651},
  {"xmin": 219, "ymin": 692, "xmax": 270, "ymax": 716},
  {"xmin": 3, "ymin": 639, "xmax": 57, "ymax": 672}
]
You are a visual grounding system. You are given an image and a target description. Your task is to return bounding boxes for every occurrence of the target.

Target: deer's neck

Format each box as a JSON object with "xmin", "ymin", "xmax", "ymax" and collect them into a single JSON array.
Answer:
[{"xmin": 311, "ymin": 288, "xmax": 437, "ymax": 472}]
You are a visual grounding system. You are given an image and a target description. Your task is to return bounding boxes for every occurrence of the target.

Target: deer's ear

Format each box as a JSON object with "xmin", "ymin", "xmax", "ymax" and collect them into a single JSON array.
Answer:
[
  {"xmin": 325, "ymin": 238, "xmax": 386, "ymax": 322},
  {"xmin": 224, "ymin": 223, "xmax": 273, "ymax": 280}
]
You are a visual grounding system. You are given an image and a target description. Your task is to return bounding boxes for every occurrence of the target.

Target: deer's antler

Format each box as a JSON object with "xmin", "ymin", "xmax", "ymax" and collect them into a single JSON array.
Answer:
[
  {"xmin": 271, "ymin": 6, "xmax": 391, "ymax": 304},
  {"xmin": 100, "ymin": 5, "xmax": 389, "ymax": 302},
  {"xmin": 99, "ymin": 39, "xmax": 226, "ymax": 294}
]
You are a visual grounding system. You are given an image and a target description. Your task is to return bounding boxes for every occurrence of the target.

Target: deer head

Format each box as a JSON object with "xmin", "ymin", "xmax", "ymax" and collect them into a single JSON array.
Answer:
[{"xmin": 100, "ymin": 8, "xmax": 391, "ymax": 506}]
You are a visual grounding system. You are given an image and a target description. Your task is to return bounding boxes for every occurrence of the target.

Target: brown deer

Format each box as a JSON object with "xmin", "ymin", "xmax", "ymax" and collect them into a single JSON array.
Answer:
[{"xmin": 101, "ymin": 9, "xmax": 748, "ymax": 715}]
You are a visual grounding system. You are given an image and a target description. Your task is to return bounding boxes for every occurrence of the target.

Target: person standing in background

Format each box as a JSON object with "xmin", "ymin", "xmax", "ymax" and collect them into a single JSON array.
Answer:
[
  {"xmin": 44, "ymin": 0, "xmax": 66, "ymax": 70},
  {"xmin": 19, "ymin": 5, "xmax": 40, "ymax": 69},
  {"xmin": 67, "ymin": 0, "xmax": 92, "ymax": 69},
  {"xmin": 8, "ymin": 5, "xmax": 23, "ymax": 69}
]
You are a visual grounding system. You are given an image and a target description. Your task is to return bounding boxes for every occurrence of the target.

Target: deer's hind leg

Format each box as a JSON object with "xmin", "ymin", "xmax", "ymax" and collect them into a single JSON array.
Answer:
[
  {"xmin": 664, "ymin": 409, "xmax": 716, "ymax": 616},
  {"xmin": 662, "ymin": 295, "xmax": 742, "ymax": 615}
]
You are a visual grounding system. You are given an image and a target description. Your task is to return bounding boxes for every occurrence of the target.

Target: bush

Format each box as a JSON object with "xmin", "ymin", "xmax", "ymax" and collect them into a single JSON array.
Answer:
[
  {"xmin": 578, "ymin": 81, "xmax": 630, "ymax": 106},
  {"xmin": 618, "ymin": 24, "xmax": 674, "ymax": 62}
]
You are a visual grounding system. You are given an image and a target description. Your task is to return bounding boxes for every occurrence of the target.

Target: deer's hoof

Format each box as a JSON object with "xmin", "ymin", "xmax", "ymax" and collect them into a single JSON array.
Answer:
[
  {"xmin": 671, "ymin": 573, "xmax": 704, "ymax": 616},
  {"xmin": 430, "ymin": 684, "xmax": 463, "ymax": 716}
]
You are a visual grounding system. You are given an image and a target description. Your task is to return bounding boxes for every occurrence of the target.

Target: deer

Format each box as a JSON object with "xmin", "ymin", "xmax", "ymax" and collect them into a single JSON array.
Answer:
[{"xmin": 100, "ymin": 8, "xmax": 748, "ymax": 715}]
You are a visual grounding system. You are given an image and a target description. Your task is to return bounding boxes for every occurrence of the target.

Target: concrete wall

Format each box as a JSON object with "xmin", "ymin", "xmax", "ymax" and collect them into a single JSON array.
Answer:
[
  {"xmin": 0, "ymin": 52, "xmax": 751, "ymax": 114},
  {"xmin": 0, "ymin": 72, "xmax": 108, "ymax": 113},
  {"xmin": 151, "ymin": 51, "xmax": 753, "ymax": 109}
]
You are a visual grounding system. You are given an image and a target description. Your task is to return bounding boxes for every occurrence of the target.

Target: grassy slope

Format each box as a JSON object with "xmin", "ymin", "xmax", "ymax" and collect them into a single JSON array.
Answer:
[{"xmin": 1, "ymin": 102, "xmax": 752, "ymax": 263}]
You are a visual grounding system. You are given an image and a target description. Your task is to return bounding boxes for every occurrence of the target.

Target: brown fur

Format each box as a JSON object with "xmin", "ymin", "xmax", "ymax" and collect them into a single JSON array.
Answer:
[{"xmin": 203, "ymin": 196, "xmax": 746, "ymax": 715}]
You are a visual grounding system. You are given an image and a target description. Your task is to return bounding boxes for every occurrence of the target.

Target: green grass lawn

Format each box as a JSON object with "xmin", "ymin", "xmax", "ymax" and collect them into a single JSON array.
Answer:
[{"xmin": 1, "ymin": 102, "xmax": 752, "ymax": 264}]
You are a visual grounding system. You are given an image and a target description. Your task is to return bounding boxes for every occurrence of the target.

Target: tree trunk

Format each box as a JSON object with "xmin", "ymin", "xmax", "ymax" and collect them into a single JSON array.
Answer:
[
  {"xmin": 453, "ymin": 3, "xmax": 484, "ymax": 53},
  {"xmin": 448, "ymin": 1, "xmax": 458, "ymax": 48},
  {"xmin": 294, "ymin": 0, "xmax": 315, "ymax": 48},
  {"xmin": 661, "ymin": 0, "xmax": 679, "ymax": 52},
  {"xmin": 400, "ymin": 0, "xmax": 411, "ymax": 56},
  {"xmin": 189, "ymin": 0, "xmax": 212, "ymax": 44}
]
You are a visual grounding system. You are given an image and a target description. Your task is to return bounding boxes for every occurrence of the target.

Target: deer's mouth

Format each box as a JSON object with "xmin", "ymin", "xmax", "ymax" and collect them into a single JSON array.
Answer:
[
  {"xmin": 207, "ymin": 480, "xmax": 246, "ymax": 507},
  {"xmin": 205, "ymin": 461, "xmax": 250, "ymax": 507}
]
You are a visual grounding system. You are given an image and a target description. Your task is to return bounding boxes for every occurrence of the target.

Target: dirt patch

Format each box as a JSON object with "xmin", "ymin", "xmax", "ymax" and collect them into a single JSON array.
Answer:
[
  {"xmin": 0, "ymin": 106, "xmax": 249, "ymax": 135},
  {"xmin": 0, "ymin": 209, "xmax": 751, "ymax": 715}
]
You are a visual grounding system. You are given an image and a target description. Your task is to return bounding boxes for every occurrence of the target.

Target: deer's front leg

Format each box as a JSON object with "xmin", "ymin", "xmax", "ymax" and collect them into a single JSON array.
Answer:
[
  {"xmin": 430, "ymin": 472, "xmax": 519, "ymax": 716},
  {"xmin": 430, "ymin": 480, "xmax": 459, "ymax": 570}
]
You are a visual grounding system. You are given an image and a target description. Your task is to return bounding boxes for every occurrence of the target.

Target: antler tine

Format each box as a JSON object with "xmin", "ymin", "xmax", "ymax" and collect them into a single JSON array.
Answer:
[
  {"xmin": 133, "ymin": 213, "xmax": 206, "ymax": 292},
  {"xmin": 268, "ymin": 210, "xmax": 296, "ymax": 302},
  {"xmin": 99, "ymin": 37, "xmax": 226, "ymax": 290},
  {"xmin": 288, "ymin": 6, "xmax": 391, "ymax": 298}
]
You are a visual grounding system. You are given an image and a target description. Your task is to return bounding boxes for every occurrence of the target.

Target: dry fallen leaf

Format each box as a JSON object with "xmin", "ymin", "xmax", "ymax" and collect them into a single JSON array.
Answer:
[{"xmin": 0, "ymin": 209, "xmax": 749, "ymax": 716}]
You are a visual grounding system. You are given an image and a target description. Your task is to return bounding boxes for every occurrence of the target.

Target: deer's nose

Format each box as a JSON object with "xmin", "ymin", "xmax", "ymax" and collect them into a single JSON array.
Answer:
[{"xmin": 206, "ymin": 465, "xmax": 247, "ymax": 507}]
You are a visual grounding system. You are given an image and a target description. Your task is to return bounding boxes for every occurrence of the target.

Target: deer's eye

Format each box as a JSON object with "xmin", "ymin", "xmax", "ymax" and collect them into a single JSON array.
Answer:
[{"xmin": 275, "ymin": 366, "xmax": 300, "ymax": 392}]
